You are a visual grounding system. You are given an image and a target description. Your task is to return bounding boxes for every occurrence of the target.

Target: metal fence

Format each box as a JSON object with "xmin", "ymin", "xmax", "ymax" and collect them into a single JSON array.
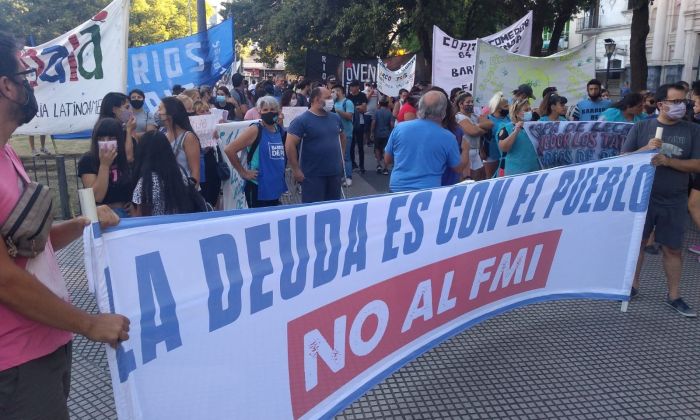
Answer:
[{"xmin": 21, "ymin": 155, "xmax": 82, "ymax": 220}]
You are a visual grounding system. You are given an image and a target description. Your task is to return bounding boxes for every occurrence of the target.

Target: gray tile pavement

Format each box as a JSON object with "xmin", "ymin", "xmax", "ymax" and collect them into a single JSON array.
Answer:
[{"xmin": 59, "ymin": 147, "xmax": 700, "ymax": 419}]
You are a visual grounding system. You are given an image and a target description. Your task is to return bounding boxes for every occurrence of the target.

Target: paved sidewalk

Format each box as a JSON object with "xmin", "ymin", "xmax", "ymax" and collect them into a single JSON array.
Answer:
[{"xmin": 60, "ymin": 147, "xmax": 700, "ymax": 418}]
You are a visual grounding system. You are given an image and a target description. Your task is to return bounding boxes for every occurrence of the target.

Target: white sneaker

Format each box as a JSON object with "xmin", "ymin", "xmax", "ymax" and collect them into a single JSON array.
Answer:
[
  {"xmin": 31, "ymin": 149, "xmax": 40, "ymax": 157},
  {"xmin": 344, "ymin": 178, "xmax": 352, "ymax": 187},
  {"xmin": 40, "ymin": 147, "xmax": 53, "ymax": 156}
]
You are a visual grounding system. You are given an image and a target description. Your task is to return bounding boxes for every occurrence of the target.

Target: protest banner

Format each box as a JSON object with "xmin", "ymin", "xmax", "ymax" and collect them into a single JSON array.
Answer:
[
  {"xmin": 305, "ymin": 50, "xmax": 344, "ymax": 82},
  {"xmin": 217, "ymin": 120, "xmax": 256, "ymax": 210},
  {"xmin": 377, "ymin": 55, "xmax": 417, "ymax": 97},
  {"xmin": 16, "ymin": 0, "xmax": 130, "ymax": 135},
  {"xmin": 84, "ymin": 152, "xmax": 653, "ymax": 419},
  {"xmin": 282, "ymin": 107, "xmax": 308, "ymax": 128},
  {"xmin": 431, "ymin": 11, "xmax": 533, "ymax": 92},
  {"xmin": 342, "ymin": 58, "xmax": 378, "ymax": 89},
  {"xmin": 472, "ymin": 39, "xmax": 595, "ymax": 111},
  {"xmin": 128, "ymin": 18, "xmax": 235, "ymax": 111},
  {"xmin": 524, "ymin": 121, "xmax": 633, "ymax": 169},
  {"xmin": 189, "ymin": 114, "xmax": 221, "ymax": 148}
]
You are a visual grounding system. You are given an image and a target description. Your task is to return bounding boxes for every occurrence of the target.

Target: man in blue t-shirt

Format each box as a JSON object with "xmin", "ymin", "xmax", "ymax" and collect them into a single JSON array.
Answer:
[
  {"xmin": 385, "ymin": 91, "xmax": 469, "ymax": 192},
  {"xmin": 286, "ymin": 87, "xmax": 346, "ymax": 203},
  {"xmin": 572, "ymin": 79, "xmax": 612, "ymax": 121}
]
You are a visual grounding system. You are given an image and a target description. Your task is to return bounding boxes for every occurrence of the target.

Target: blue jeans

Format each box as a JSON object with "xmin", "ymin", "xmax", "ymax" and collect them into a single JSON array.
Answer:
[{"xmin": 344, "ymin": 134, "xmax": 353, "ymax": 179}]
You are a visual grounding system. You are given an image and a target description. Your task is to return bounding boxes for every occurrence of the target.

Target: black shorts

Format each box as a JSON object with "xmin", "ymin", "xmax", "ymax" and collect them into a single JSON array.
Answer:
[
  {"xmin": 374, "ymin": 137, "xmax": 388, "ymax": 152},
  {"xmin": 643, "ymin": 201, "xmax": 687, "ymax": 249}
]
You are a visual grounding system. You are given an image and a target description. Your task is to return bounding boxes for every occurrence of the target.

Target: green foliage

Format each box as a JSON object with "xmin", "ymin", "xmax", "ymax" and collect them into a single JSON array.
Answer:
[{"xmin": 129, "ymin": 0, "xmax": 214, "ymax": 46}]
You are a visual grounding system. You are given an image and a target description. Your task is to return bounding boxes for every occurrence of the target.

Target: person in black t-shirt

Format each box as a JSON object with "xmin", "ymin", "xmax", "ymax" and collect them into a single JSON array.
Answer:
[
  {"xmin": 346, "ymin": 79, "xmax": 368, "ymax": 172},
  {"xmin": 78, "ymin": 118, "xmax": 137, "ymax": 218}
]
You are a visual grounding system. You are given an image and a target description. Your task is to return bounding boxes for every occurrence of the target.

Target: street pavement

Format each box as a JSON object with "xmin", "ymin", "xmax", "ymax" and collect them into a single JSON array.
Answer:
[{"xmin": 60, "ymin": 146, "xmax": 700, "ymax": 419}]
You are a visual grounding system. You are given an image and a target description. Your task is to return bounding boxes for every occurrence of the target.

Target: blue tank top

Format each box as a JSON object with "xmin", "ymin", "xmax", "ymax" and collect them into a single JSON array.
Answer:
[{"xmin": 255, "ymin": 125, "xmax": 287, "ymax": 200}]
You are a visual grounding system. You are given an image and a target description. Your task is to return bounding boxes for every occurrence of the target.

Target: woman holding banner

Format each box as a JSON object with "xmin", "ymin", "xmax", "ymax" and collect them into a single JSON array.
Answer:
[
  {"xmin": 497, "ymin": 98, "xmax": 540, "ymax": 176},
  {"xmin": 598, "ymin": 93, "xmax": 646, "ymax": 123},
  {"xmin": 481, "ymin": 92, "xmax": 511, "ymax": 178}
]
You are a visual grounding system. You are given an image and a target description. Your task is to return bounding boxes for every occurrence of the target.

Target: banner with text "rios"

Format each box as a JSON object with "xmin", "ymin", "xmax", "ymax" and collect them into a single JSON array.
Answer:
[
  {"xmin": 431, "ymin": 11, "xmax": 532, "ymax": 92},
  {"xmin": 16, "ymin": 0, "xmax": 130, "ymax": 135},
  {"xmin": 85, "ymin": 153, "xmax": 653, "ymax": 419}
]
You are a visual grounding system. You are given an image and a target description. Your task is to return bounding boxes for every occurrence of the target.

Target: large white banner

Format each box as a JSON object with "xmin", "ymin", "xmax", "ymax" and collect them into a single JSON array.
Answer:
[
  {"xmin": 431, "ymin": 11, "xmax": 533, "ymax": 92},
  {"xmin": 377, "ymin": 55, "xmax": 416, "ymax": 97},
  {"xmin": 16, "ymin": 0, "xmax": 130, "ymax": 135},
  {"xmin": 217, "ymin": 121, "xmax": 256, "ymax": 210},
  {"xmin": 472, "ymin": 39, "xmax": 595, "ymax": 111},
  {"xmin": 85, "ymin": 153, "xmax": 653, "ymax": 419}
]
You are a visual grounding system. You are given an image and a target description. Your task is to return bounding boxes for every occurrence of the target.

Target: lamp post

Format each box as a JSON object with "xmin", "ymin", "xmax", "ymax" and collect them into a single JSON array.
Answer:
[{"xmin": 604, "ymin": 38, "xmax": 616, "ymax": 89}]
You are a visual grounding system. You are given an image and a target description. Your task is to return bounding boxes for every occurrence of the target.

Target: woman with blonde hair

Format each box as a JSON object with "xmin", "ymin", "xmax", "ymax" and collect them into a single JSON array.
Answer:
[
  {"xmin": 480, "ymin": 92, "xmax": 511, "ymax": 178},
  {"xmin": 497, "ymin": 98, "xmax": 540, "ymax": 176}
]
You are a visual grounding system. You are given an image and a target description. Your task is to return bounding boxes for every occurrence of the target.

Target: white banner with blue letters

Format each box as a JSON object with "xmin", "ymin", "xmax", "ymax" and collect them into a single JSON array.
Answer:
[{"xmin": 85, "ymin": 153, "xmax": 653, "ymax": 419}]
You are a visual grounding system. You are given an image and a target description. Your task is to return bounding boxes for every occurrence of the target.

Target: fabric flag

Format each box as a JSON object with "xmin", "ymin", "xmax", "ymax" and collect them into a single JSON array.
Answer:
[
  {"xmin": 305, "ymin": 50, "xmax": 344, "ymax": 82},
  {"xmin": 524, "ymin": 120, "xmax": 633, "ymax": 169},
  {"xmin": 128, "ymin": 18, "xmax": 235, "ymax": 111},
  {"xmin": 431, "ymin": 11, "xmax": 533, "ymax": 92},
  {"xmin": 16, "ymin": 0, "xmax": 130, "ymax": 135},
  {"xmin": 342, "ymin": 58, "xmax": 378, "ymax": 89},
  {"xmin": 472, "ymin": 39, "xmax": 595, "ymax": 111},
  {"xmin": 377, "ymin": 55, "xmax": 416, "ymax": 97}
]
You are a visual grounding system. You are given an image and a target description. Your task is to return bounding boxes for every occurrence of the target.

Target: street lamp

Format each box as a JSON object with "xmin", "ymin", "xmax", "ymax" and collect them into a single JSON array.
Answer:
[{"xmin": 604, "ymin": 38, "xmax": 616, "ymax": 90}]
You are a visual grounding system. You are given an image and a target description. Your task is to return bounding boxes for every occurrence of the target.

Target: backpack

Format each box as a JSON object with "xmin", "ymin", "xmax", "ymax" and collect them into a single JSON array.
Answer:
[{"xmin": 246, "ymin": 122, "xmax": 286, "ymax": 166}]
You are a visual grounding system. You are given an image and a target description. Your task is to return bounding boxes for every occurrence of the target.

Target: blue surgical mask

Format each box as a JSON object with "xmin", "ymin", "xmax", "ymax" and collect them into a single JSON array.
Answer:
[
  {"xmin": 216, "ymin": 95, "xmax": 226, "ymax": 104},
  {"xmin": 523, "ymin": 111, "xmax": 533, "ymax": 121}
]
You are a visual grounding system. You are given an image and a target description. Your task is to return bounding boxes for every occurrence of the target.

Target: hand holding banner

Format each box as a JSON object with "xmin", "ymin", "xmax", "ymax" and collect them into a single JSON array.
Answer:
[
  {"xmin": 377, "ymin": 56, "xmax": 417, "ymax": 97},
  {"xmin": 189, "ymin": 114, "xmax": 220, "ymax": 148}
]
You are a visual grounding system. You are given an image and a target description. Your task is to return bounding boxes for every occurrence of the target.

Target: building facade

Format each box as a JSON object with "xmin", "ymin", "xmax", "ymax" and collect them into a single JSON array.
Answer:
[{"xmin": 569, "ymin": 0, "xmax": 700, "ymax": 93}]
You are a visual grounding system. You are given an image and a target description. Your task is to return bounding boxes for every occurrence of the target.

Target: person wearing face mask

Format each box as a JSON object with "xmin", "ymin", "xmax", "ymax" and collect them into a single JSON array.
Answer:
[
  {"xmin": 332, "ymin": 85, "xmax": 355, "ymax": 186},
  {"xmin": 598, "ymin": 93, "xmax": 646, "ymax": 123},
  {"xmin": 128, "ymin": 89, "xmax": 156, "ymax": 140},
  {"xmin": 621, "ymin": 83, "xmax": 700, "ymax": 317},
  {"xmin": 455, "ymin": 92, "xmax": 489, "ymax": 180},
  {"xmin": 393, "ymin": 88, "xmax": 409, "ymax": 119},
  {"xmin": 480, "ymin": 92, "xmax": 511, "ymax": 178},
  {"xmin": 497, "ymin": 98, "xmax": 540, "ymax": 176},
  {"xmin": 0, "ymin": 32, "xmax": 129, "ymax": 420},
  {"xmin": 224, "ymin": 96, "xmax": 287, "ymax": 208},
  {"xmin": 572, "ymin": 79, "xmax": 612, "ymax": 121},
  {"xmin": 285, "ymin": 87, "xmax": 346, "ymax": 203},
  {"xmin": 98, "ymin": 92, "xmax": 136, "ymax": 163},
  {"xmin": 213, "ymin": 86, "xmax": 239, "ymax": 121},
  {"xmin": 280, "ymin": 89, "xmax": 298, "ymax": 108}
]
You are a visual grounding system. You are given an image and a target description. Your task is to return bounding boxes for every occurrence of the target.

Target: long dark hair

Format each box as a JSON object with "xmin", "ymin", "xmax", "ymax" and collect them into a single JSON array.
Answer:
[
  {"xmin": 135, "ymin": 131, "xmax": 196, "ymax": 216},
  {"xmin": 89, "ymin": 118, "xmax": 133, "ymax": 183},
  {"xmin": 99, "ymin": 92, "xmax": 128, "ymax": 119},
  {"xmin": 280, "ymin": 89, "xmax": 295, "ymax": 107},
  {"xmin": 161, "ymin": 96, "xmax": 200, "ymax": 141},
  {"xmin": 612, "ymin": 92, "xmax": 643, "ymax": 111},
  {"xmin": 429, "ymin": 86, "xmax": 458, "ymax": 132}
]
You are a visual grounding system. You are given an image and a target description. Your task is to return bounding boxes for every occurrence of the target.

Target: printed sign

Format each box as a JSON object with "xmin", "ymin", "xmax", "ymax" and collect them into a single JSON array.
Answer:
[
  {"xmin": 16, "ymin": 0, "xmax": 129, "ymax": 135},
  {"xmin": 524, "ymin": 120, "xmax": 633, "ymax": 169},
  {"xmin": 189, "ymin": 114, "xmax": 220, "ymax": 148},
  {"xmin": 128, "ymin": 18, "xmax": 235, "ymax": 112},
  {"xmin": 431, "ymin": 11, "xmax": 533, "ymax": 92},
  {"xmin": 473, "ymin": 39, "xmax": 595, "ymax": 111},
  {"xmin": 305, "ymin": 50, "xmax": 344, "ymax": 82},
  {"xmin": 281, "ymin": 107, "xmax": 308, "ymax": 128},
  {"xmin": 85, "ymin": 153, "xmax": 653, "ymax": 419},
  {"xmin": 217, "ymin": 120, "xmax": 256, "ymax": 210},
  {"xmin": 377, "ymin": 55, "xmax": 417, "ymax": 97}
]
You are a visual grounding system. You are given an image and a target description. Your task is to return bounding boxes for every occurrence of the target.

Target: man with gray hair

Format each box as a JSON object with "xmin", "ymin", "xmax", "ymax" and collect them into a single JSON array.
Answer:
[{"xmin": 384, "ymin": 91, "xmax": 469, "ymax": 192}]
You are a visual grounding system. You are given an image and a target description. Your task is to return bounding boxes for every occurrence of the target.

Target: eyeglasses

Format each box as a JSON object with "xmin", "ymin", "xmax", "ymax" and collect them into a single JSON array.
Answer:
[
  {"xmin": 14, "ymin": 68, "xmax": 37, "ymax": 84},
  {"xmin": 663, "ymin": 99, "xmax": 686, "ymax": 105}
]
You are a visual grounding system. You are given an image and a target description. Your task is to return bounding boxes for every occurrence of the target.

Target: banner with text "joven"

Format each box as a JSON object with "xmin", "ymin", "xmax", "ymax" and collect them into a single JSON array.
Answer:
[
  {"xmin": 16, "ymin": 0, "xmax": 130, "ymax": 135},
  {"xmin": 85, "ymin": 153, "xmax": 653, "ymax": 419},
  {"xmin": 431, "ymin": 11, "xmax": 532, "ymax": 92},
  {"xmin": 524, "ymin": 121, "xmax": 634, "ymax": 169}
]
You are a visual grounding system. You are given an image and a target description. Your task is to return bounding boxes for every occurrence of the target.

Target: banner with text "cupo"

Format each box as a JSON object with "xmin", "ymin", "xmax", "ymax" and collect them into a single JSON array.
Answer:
[
  {"xmin": 85, "ymin": 152, "xmax": 653, "ymax": 419},
  {"xmin": 431, "ymin": 11, "xmax": 532, "ymax": 92},
  {"xmin": 16, "ymin": 0, "xmax": 130, "ymax": 135},
  {"xmin": 127, "ymin": 18, "xmax": 235, "ymax": 112},
  {"xmin": 524, "ymin": 120, "xmax": 633, "ymax": 169},
  {"xmin": 473, "ymin": 38, "xmax": 595, "ymax": 112}
]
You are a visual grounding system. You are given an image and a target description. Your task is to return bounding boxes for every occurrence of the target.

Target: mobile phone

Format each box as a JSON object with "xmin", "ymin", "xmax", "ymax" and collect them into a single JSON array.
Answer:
[{"xmin": 99, "ymin": 140, "xmax": 117, "ymax": 151}]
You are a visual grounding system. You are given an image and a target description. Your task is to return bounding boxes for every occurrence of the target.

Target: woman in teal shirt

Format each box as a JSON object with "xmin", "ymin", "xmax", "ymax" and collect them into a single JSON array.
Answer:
[
  {"xmin": 498, "ymin": 98, "xmax": 540, "ymax": 176},
  {"xmin": 539, "ymin": 93, "xmax": 569, "ymax": 121},
  {"xmin": 598, "ymin": 93, "xmax": 645, "ymax": 123}
]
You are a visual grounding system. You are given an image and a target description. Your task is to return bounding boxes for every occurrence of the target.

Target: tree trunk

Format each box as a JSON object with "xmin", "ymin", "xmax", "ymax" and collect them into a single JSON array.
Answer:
[
  {"xmin": 630, "ymin": 1, "xmax": 650, "ymax": 91},
  {"xmin": 530, "ymin": 10, "xmax": 545, "ymax": 57},
  {"xmin": 547, "ymin": 15, "xmax": 568, "ymax": 55}
]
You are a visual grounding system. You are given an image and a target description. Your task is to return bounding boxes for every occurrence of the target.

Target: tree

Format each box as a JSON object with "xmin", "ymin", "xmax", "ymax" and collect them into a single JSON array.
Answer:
[
  {"xmin": 629, "ymin": 0, "xmax": 651, "ymax": 91},
  {"xmin": 129, "ymin": 0, "xmax": 213, "ymax": 46}
]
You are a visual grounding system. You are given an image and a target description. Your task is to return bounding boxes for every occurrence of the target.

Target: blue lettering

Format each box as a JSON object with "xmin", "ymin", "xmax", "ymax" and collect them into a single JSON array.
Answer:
[
  {"xmin": 343, "ymin": 203, "xmax": 368, "ymax": 276},
  {"xmin": 593, "ymin": 166, "xmax": 622, "ymax": 212},
  {"xmin": 279, "ymin": 216, "xmax": 309, "ymax": 300},
  {"xmin": 562, "ymin": 169, "xmax": 593, "ymax": 215},
  {"xmin": 478, "ymin": 179, "xmax": 512, "ymax": 233},
  {"xmin": 405, "ymin": 192, "xmax": 431, "ymax": 254},
  {"xmin": 246, "ymin": 224, "xmax": 274, "ymax": 314},
  {"xmin": 524, "ymin": 173, "xmax": 548, "ymax": 223},
  {"xmin": 135, "ymin": 252, "xmax": 182, "ymax": 365},
  {"xmin": 436, "ymin": 185, "xmax": 466, "ymax": 245},
  {"xmin": 458, "ymin": 182, "xmax": 489, "ymax": 238},
  {"xmin": 579, "ymin": 167, "xmax": 608, "ymax": 213},
  {"xmin": 39, "ymin": 45, "xmax": 68, "ymax": 83},
  {"xmin": 508, "ymin": 174, "xmax": 539, "ymax": 226},
  {"xmin": 613, "ymin": 165, "xmax": 633, "ymax": 211},
  {"xmin": 200, "ymin": 235, "xmax": 244, "ymax": 332},
  {"xmin": 314, "ymin": 209, "xmax": 341, "ymax": 287},
  {"xmin": 382, "ymin": 195, "xmax": 408, "ymax": 262},
  {"xmin": 544, "ymin": 170, "xmax": 575, "ymax": 218},
  {"xmin": 629, "ymin": 164, "xmax": 655, "ymax": 212}
]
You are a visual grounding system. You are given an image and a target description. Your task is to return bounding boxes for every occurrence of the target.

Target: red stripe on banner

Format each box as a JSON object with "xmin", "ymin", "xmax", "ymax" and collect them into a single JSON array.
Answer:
[
  {"xmin": 67, "ymin": 34, "xmax": 80, "ymax": 82},
  {"xmin": 287, "ymin": 230, "xmax": 561, "ymax": 418}
]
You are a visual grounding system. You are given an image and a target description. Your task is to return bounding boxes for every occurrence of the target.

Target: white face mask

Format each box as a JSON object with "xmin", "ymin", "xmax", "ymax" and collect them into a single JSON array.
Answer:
[
  {"xmin": 323, "ymin": 99, "xmax": 334, "ymax": 112},
  {"xmin": 290, "ymin": 99, "xmax": 298, "ymax": 106}
]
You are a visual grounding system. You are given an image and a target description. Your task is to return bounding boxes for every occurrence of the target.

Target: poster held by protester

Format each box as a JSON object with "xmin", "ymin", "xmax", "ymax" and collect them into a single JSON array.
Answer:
[
  {"xmin": 431, "ymin": 11, "xmax": 533, "ymax": 92},
  {"xmin": 342, "ymin": 58, "xmax": 378, "ymax": 89},
  {"xmin": 189, "ymin": 114, "xmax": 220, "ymax": 148},
  {"xmin": 473, "ymin": 39, "xmax": 595, "ymax": 112},
  {"xmin": 217, "ymin": 120, "xmax": 255, "ymax": 210},
  {"xmin": 85, "ymin": 152, "xmax": 654, "ymax": 420},
  {"xmin": 377, "ymin": 55, "xmax": 417, "ymax": 97},
  {"xmin": 128, "ymin": 18, "xmax": 235, "ymax": 112},
  {"xmin": 281, "ymin": 107, "xmax": 308, "ymax": 128},
  {"xmin": 524, "ymin": 121, "xmax": 633, "ymax": 169},
  {"xmin": 15, "ymin": 0, "xmax": 130, "ymax": 135},
  {"xmin": 305, "ymin": 50, "xmax": 344, "ymax": 82}
]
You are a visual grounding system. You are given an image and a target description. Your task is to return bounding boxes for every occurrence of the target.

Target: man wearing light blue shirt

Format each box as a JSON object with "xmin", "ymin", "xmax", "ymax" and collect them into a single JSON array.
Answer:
[
  {"xmin": 572, "ymin": 79, "xmax": 612, "ymax": 121},
  {"xmin": 385, "ymin": 91, "xmax": 469, "ymax": 192}
]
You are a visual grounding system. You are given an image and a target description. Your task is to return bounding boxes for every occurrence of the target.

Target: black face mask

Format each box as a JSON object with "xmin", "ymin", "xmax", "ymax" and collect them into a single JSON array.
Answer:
[
  {"xmin": 261, "ymin": 111, "xmax": 278, "ymax": 125},
  {"xmin": 130, "ymin": 99, "xmax": 144, "ymax": 109},
  {"xmin": 499, "ymin": 109, "xmax": 509, "ymax": 117},
  {"xmin": 7, "ymin": 79, "xmax": 39, "ymax": 125}
]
